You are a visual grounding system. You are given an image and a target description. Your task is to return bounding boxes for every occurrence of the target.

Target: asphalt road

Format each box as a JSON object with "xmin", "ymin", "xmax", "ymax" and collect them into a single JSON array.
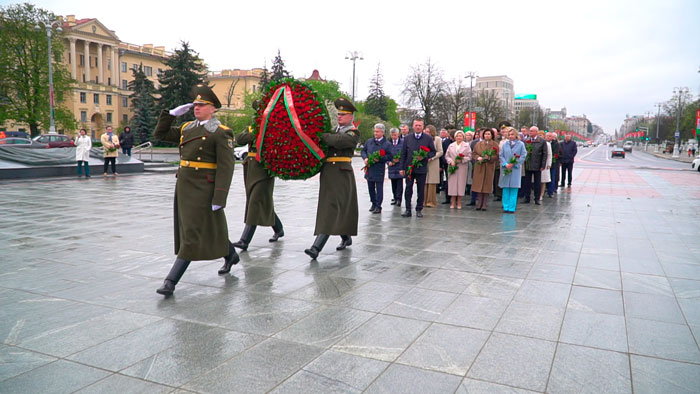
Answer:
[{"xmin": 576, "ymin": 144, "xmax": 691, "ymax": 171}]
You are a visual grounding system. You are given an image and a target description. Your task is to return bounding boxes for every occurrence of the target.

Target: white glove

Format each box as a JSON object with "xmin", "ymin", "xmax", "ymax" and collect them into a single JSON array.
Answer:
[
  {"xmin": 169, "ymin": 103, "xmax": 193, "ymax": 117},
  {"xmin": 212, "ymin": 205, "xmax": 222, "ymax": 211}
]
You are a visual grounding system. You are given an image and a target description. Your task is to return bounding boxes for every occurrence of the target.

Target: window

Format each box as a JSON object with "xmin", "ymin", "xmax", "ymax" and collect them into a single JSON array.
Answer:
[
  {"xmin": 107, "ymin": 77, "xmax": 111, "ymax": 86},
  {"xmin": 122, "ymin": 97, "xmax": 128, "ymax": 107},
  {"xmin": 79, "ymin": 92, "xmax": 86, "ymax": 103},
  {"xmin": 106, "ymin": 95, "xmax": 112, "ymax": 105},
  {"xmin": 122, "ymin": 114, "xmax": 128, "ymax": 123},
  {"xmin": 80, "ymin": 111, "xmax": 87, "ymax": 122},
  {"xmin": 144, "ymin": 66, "xmax": 152, "ymax": 77},
  {"xmin": 93, "ymin": 93, "xmax": 99, "ymax": 104},
  {"xmin": 252, "ymin": 85, "xmax": 256, "ymax": 93},
  {"xmin": 88, "ymin": 56, "xmax": 91, "ymax": 67},
  {"xmin": 133, "ymin": 63, "xmax": 138, "ymax": 71},
  {"xmin": 107, "ymin": 59, "xmax": 111, "ymax": 70},
  {"xmin": 79, "ymin": 54, "xmax": 84, "ymax": 66},
  {"xmin": 106, "ymin": 113, "xmax": 112, "ymax": 123},
  {"xmin": 94, "ymin": 57, "xmax": 98, "ymax": 67},
  {"xmin": 157, "ymin": 68, "xmax": 163, "ymax": 76},
  {"xmin": 121, "ymin": 62, "xmax": 127, "ymax": 72},
  {"xmin": 82, "ymin": 74, "xmax": 86, "ymax": 82},
  {"xmin": 122, "ymin": 80, "xmax": 127, "ymax": 89}
]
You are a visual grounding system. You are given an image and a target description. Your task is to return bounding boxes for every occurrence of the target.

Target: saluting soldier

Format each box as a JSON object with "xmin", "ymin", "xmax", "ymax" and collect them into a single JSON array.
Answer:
[
  {"xmin": 231, "ymin": 113, "xmax": 284, "ymax": 251},
  {"xmin": 304, "ymin": 98, "xmax": 360, "ymax": 259},
  {"xmin": 153, "ymin": 84, "xmax": 239, "ymax": 296}
]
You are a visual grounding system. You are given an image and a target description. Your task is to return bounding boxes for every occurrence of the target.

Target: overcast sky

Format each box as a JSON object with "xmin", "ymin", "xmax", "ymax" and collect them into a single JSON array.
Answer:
[{"xmin": 10, "ymin": 0, "xmax": 700, "ymax": 134}]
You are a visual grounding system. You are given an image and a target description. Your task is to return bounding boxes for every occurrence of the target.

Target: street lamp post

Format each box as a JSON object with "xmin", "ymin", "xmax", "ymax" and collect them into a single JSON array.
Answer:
[
  {"xmin": 672, "ymin": 87, "xmax": 689, "ymax": 158},
  {"xmin": 35, "ymin": 20, "xmax": 62, "ymax": 134},
  {"xmin": 344, "ymin": 51, "xmax": 363, "ymax": 103},
  {"xmin": 464, "ymin": 72, "xmax": 477, "ymax": 130},
  {"xmin": 654, "ymin": 103, "xmax": 662, "ymax": 152}
]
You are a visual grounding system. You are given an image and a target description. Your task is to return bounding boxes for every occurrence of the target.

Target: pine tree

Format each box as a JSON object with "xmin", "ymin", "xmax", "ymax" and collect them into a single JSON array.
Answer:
[
  {"xmin": 157, "ymin": 41, "xmax": 207, "ymax": 123},
  {"xmin": 128, "ymin": 64, "xmax": 157, "ymax": 144},
  {"xmin": 270, "ymin": 50, "xmax": 290, "ymax": 82},
  {"xmin": 258, "ymin": 64, "xmax": 270, "ymax": 92},
  {"xmin": 365, "ymin": 63, "xmax": 388, "ymax": 121}
]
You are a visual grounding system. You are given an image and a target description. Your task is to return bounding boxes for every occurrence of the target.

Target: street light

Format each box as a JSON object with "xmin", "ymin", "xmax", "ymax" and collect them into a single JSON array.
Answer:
[
  {"xmin": 464, "ymin": 71, "xmax": 478, "ymax": 115},
  {"xmin": 35, "ymin": 20, "xmax": 62, "ymax": 134},
  {"xmin": 344, "ymin": 51, "xmax": 363, "ymax": 103},
  {"xmin": 672, "ymin": 87, "xmax": 689, "ymax": 158}
]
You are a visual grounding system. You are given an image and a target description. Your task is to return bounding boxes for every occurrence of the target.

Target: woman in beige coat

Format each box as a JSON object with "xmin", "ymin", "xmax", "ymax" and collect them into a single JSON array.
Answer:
[
  {"xmin": 101, "ymin": 126, "xmax": 120, "ymax": 176},
  {"xmin": 471, "ymin": 129, "xmax": 498, "ymax": 211},
  {"xmin": 424, "ymin": 125, "xmax": 443, "ymax": 207}
]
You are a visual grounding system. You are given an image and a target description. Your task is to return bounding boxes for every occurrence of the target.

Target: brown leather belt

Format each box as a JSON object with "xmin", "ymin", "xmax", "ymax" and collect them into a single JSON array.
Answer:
[{"xmin": 180, "ymin": 160, "xmax": 217, "ymax": 169}]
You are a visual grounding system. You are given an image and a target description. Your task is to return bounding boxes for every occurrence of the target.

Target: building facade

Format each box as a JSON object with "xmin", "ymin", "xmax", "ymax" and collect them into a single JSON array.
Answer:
[
  {"xmin": 208, "ymin": 69, "xmax": 263, "ymax": 110},
  {"xmin": 513, "ymin": 94, "xmax": 539, "ymax": 123},
  {"xmin": 474, "ymin": 75, "xmax": 515, "ymax": 121}
]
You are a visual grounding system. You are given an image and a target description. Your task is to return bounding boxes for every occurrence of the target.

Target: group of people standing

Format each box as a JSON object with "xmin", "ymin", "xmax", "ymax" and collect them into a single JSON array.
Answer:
[
  {"xmin": 73, "ymin": 126, "xmax": 135, "ymax": 178},
  {"xmin": 360, "ymin": 120, "xmax": 579, "ymax": 215}
]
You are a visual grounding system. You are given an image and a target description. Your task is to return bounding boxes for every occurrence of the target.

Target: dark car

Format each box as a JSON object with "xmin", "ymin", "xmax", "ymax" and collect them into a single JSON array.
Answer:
[
  {"xmin": 611, "ymin": 147, "xmax": 625, "ymax": 158},
  {"xmin": 32, "ymin": 134, "xmax": 75, "ymax": 148},
  {"xmin": 0, "ymin": 137, "xmax": 45, "ymax": 148}
]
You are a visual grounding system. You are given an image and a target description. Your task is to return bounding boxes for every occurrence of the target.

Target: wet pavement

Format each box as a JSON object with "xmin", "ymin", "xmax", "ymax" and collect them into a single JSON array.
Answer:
[{"xmin": 1, "ymin": 154, "xmax": 699, "ymax": 393}]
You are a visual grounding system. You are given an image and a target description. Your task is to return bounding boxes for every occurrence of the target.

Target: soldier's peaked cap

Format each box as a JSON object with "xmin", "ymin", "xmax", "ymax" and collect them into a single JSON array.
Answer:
[
  {"xmin": 498, "ymin": 120, "xmax": 512, "ymax": 129},
  {"xmin": 334, "ymin": 97, "xmax": 357, "ymax": 114},
  {"xmin": 191, "ymin": 84, "xmax": 221, "ymax": 109}
]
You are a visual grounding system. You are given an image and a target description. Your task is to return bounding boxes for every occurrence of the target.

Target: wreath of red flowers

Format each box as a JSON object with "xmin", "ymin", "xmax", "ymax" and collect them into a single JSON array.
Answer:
[{"xmin": 253, "ymin": 78, "xmax": 330, "ymax": 180}]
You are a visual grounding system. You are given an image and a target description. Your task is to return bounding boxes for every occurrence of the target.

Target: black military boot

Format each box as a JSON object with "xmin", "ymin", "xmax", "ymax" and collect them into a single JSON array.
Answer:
[
  {"xmin": 304, "ymin": 234, "xmax": 329, "ymax": 259},
  {"xmin": 218, "ymin": 242, "xmax": 240, "ymax": 275},
  {"xmin": 336, "ymin": 235, "xmax": 353, "ymax": 250},
  {"xmin": 269, "ymin": 214, "xmax": 284, "ymax": 242},
  {"xmin": 232, "ymin": 225, "xmax": 257, "ymax": 251},
  {"xmin": 401, "ymin": 204, "xmax": 412, "ymax": 217},
  {"xmin": 156, "ymin": 258, "xmax": 191, "ymax": 296}
]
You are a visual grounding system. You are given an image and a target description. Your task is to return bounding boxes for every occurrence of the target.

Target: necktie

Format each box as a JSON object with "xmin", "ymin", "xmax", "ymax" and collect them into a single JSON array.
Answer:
[{"xmin": 415, "ymin": 133, "xmax": 421, "ymax": 139}]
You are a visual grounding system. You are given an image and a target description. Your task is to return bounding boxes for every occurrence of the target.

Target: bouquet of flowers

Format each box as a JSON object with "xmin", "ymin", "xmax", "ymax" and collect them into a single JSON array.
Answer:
[
  {"xmin": 406, "ymin": 146, "xmax": 430, "ymax": 180},
  {"xmin": 393, "ymin": 152, "xmax": 401, "ymax": 162},
  {"xmin": 552, "ymin": 153, "xmax": 559, "ymax": 164},
  {"xmin": 524, "ymin": 140, "xmax": 533, "ymax": 171},
  {"xmin": 447, "ymin": 153, "xmax": 465, "ymax": 175},
  {"xmin": 362, "ymin": 149, "xmax": 386, "ymax": 174},
  {"xmin": 476, "ymin": 147, "xmax": 497, "ymax": 165},
  {"xmin": 503, "ymin": 154, "xmax": 520, "ymax": 175},
  {"xmin": 253, "ymin": 78, "xmax": 330, "ymax": 180}
]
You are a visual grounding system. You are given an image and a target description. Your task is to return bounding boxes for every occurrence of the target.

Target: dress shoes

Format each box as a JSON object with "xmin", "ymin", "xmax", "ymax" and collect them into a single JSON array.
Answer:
[
  {"xmin": 372, "ymin": 208, "xmax": 382, "ymax": 214},
  {"xmin": 534, "ymin": 200, "xmax": 541, "ymax": 205},
  {"xmin": 218, "ymin": 243, "xmax": 240, "ymax": 275},
  {"xmin": 156, "ymin": 280, "xmax": 175, "ymax": 296},
  {"xmin": 395, "ymin": 201, "xmax": 401, "ymax": 207},
  {"xmin": 416, "ymin": 211, "xmax": 423, "ymax": 218},
  {"xmin": 269, "ymin": 230, "xmax": 284, "ymax": 242},
  {"xmin": 401, "ymin": 210, "xmax": 412, "ymax": 217},
  {"xmin": 368, "ymin": 204, "xmax": 377, "ymax": 212},
  {"xmin": 336, "ymin": 236, "xmax": 352, "ymax": 250},
  {"xmin": 390, "ymin": 199, "xmax": 397, "ymax": 205}
]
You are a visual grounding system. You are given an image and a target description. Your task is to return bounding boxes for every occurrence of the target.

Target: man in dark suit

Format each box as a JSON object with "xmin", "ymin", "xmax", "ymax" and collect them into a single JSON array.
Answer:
[
  {"xmin": 521, "ymin": 126, "xmax": 548, "ymax": 205},
  {"xmin": 546, "ymin": 132, "xmax": 562, "ymax": 197},
  {"xmin": 439, "ymin": 129, "xmax": 452, "ymax": 204},
  {"xmin": 361, "ymin": 124, "xmax": 392, "ymax": 214},
  {"xmin": 399, "ymin": 118, "xmax": 436, "ymax": 217}
]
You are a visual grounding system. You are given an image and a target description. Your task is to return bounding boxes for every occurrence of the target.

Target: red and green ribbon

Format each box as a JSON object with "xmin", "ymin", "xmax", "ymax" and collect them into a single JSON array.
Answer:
[{"xmin": 255, "ymin": 84, "xmax": 325, "ymax": 162}]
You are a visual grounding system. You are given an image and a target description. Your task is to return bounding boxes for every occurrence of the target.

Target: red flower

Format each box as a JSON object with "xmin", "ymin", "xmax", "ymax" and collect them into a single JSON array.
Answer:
[
  {"xmin": 379, "ymin": 149, "xmax": 386, "ymax": 156},
  {"xmin": 420, "ymin": 146, "xmax": 430, "ymax": 152}
]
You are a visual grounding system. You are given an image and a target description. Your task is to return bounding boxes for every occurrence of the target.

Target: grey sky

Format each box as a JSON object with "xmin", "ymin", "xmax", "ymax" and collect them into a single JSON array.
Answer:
[{"xmin": 14, "ymin": 0, "xmax": 700, "ymax": 134}]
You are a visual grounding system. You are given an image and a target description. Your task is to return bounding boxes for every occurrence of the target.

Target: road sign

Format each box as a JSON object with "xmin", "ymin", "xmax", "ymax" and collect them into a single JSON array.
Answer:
[{"xmin": 675, "ymin": 131, "xmax": 680, "ymax": 138}]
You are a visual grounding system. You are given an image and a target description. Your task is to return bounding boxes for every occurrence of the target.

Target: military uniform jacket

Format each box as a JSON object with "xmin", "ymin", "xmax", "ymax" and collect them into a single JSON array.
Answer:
[
  {"xmin": 235, "ymin": 131, "xmax": 276, "ymax": 226},
  {"xmin": 315, "ymin": 124, "xmax": 360, "ymax": 236},
  {"xmin": 153, "ymin": 110, "xmax": 235, "ymax": 261}
]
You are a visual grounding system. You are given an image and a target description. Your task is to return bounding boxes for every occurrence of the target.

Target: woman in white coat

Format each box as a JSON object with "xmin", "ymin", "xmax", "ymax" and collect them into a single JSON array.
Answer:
[
  {"xmin": 539, "ymin": 131, "xmax": 552, "ymax": 201},
  {"xmin": 75, "ymin": 128, "xmax": 92, "ymax": 178}
]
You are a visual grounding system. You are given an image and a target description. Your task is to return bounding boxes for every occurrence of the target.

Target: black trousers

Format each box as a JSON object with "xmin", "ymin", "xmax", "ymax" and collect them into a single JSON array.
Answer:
[
  {"xmin": 391, "ymin": 178, "xmax": 403, "ymax": 201},
  {"xmin": 522, "ymin": 170, "xmax": 542, "ymax": 201},
  {"xmin": 103, "ymin": 157, "xmax": 116, "ymax": 174},
  {"xmin": 493, "ymin": 168, "xmax": 502, "ymax": 197},
  {"xmin": 441, "ymin": 168, "xmax": 449, "ymax": 200},
  {"xmin": 404, "ymin": 173, "xmax": 427, "ymax": 211},
  {"xmin": 560, "ymin": 162, "xmax": 573, "ymax": 186}
]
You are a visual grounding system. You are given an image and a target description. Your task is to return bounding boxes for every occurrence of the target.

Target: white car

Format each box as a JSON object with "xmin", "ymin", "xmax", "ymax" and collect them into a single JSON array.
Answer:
[
  {"xmin": 234, "ymin": 145, "xmax": 249, "ymax": 160},
  {"xmin": 692, "ymin": 155, "xmax": 700, "ymax": 172}
]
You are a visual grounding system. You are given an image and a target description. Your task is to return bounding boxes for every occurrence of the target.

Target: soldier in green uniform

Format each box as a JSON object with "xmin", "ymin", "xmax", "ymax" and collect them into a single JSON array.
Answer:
[
  {"xmin": 153, "ymin": 84, "xmax": 239, "ymax": 296},
  {"xmin": 231, "ymin": 116, "xmax": 284, "ymax": 250},
  {"xmin": 304, "ymin": 97, "xmax": 360, "ymax": 259}
]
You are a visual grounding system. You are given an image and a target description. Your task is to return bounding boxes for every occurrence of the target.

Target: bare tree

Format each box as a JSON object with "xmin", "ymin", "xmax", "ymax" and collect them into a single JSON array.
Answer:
[
  {"xmin": 475, "ymin": 90, "xmax": 506, "ymax": 128},
  {"xmin": 401, "ymin": 58, "xmax": 445, "ymax": 125},
  {"xmin": 440, "ymin": 78, "xmax": 469, "ymax": 127},
  {"xmin": 226, "ymin": 78, "xmax": 240, "ymax": 108}
]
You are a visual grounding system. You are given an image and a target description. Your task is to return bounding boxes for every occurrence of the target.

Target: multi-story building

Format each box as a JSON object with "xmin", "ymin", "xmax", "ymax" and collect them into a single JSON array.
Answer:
[
  {"xmin": 565, "ymin": 115, "xmax": 591, "ymax": 136},
  {"xmin": 208, "ymin": 69, "xmax": 263, "ymax": 110},
  {"xmin": 474, "ymin": 75, "xmax": 514, "ymax": 120},
  {"xmin": 513, "ymin": 94, "xmax": 539, "ymax": 123}
]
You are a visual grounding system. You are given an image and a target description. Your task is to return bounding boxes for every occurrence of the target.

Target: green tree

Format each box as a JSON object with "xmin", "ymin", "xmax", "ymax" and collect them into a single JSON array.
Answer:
[
  {"xmin": 402, "ymin": 58, "xmax": 444, "ymax": 126},
  {"xmin": 305, "ymin": 79, "xmax": 347, "ymax": 116},
  {"xmin": 156, "ymin": 41, "xmax": 207, "ymax": 122},
  {"xmin": 270, "ymin": 49, "xmax": 290, "ymax": 82},
  {"xmin": 364, "ymin": 63, "xmax": 388, "ymax": 121},
  {"xmin": 218, "ymin": 91, "xmax": 260, "ymax": 134},
  {"xmin": 128, "ymin": 64, "xmax": 157, "ymax": 144},
  {"xmin": 258, "ymin": 64, "xmax": 269, "ymax": 92},
  {"xmin": 0, "ymin": 3, "xmax": 76, "ymax": 136},
  {"xmin": 385, "ymin": 97, "xmax": 400, "ymax": 127}
]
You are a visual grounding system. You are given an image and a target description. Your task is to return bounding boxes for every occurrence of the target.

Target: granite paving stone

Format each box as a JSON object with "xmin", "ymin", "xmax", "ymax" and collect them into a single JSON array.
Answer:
[{"xmin": 1, "ymin": 161, "xmax": 699, "ymax": 393}]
